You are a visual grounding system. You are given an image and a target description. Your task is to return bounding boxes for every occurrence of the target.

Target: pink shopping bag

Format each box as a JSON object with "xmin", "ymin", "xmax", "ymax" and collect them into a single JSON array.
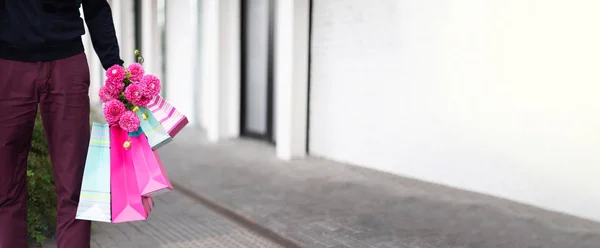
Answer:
[
  {"xmin": 151, "ymin": 150, "xmax": 173, "ymax": 196},
  {"xmin": 110, "ymin": 126, "xmax": 149, "ymax": 223},
  {"xmin": 129, "ymin": 128, "xmax": 173, "ymax": 196},
  {"xmin": 146, "ymin": 95, "xmax": 188, "ymax": 138}
]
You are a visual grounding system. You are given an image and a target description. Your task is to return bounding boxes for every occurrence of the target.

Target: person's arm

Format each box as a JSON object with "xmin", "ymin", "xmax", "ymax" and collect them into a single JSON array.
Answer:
[{"xmin": 82, "ymin": 0, "xmax": 123, "ymax": 70}]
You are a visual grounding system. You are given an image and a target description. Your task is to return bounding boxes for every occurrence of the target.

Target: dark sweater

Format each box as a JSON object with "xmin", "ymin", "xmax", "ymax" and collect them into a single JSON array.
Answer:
[{"xmin": 0, "ymin": 0, "xmax": 123, "ymax": 70}]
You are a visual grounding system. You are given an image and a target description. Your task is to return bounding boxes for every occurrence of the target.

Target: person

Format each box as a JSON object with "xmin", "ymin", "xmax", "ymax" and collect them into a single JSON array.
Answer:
[{"xmin": 0, "ymin": 0, "xmax": 122, "ymax": 247}]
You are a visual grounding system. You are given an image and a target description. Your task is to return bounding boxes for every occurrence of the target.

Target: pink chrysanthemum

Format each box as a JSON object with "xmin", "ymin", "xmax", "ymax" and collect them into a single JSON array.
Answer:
[
  {"xmin": 127, "ymin": 63, "xmax": 145, "ymax": 82},
  {"xmin": 104, "ymin": 79, "xmax": 125, "ymax": 95},
  {"xmin": 106, "ymin": 65, "xmax": 126, "ymax": 82},
  {"xmin": 124, "ymin": 83, "xmax": 142, "ymax": 104},
  {"xmin": 124, "ymin": 84, "xmax": 151, "ymax": 106},
  {"xmin": 99, "ymin": 85, "xmax": 119, "ymax": 102},
  {"xmin": 137, "ymin": 94, "xmax": 152, "ymax": 107},
  {"xmin": 103, "ymin": 99, "xmax": 126, "ymax": 125},
  {"xmin": 119, "ymin": 110, "xmax": 141, "ymax": 132},
  {"xmin": 139, "ymin": 74, "xmax": 161, "ymax": 97}
]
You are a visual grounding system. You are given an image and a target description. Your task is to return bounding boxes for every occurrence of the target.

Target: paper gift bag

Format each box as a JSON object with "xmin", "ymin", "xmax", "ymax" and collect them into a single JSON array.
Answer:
[
  {"xmin": 135, "ymin": 107, "xmax": 171, "ymax": 150},
  {"xmin": 110, "ymin": 126, "xmax": 149, "ymax": 223},
  {"xmin": 76, "ymin": 123, "xmax": 111, "ymax": 222},
  {"xmin": 146, "ymin": 95, "xmax": 188, "ymax": 138},
  {"xmin": 129, "ymin": 128, "xmax": 173, "ymax": 196},
  {"xmin": 151, "ymin": 150, "xmax": 173, "ymax": 196}
]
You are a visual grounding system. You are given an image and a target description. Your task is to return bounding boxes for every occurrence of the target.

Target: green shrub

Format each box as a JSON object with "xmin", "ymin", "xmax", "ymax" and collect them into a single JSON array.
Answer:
[
  {"xmin": 27, "ymin": 108, "xmax": 100, "ymax": 245},
  {"xmin": 27, "ymin": 112, "xmax": 57, "ymax": 244}
]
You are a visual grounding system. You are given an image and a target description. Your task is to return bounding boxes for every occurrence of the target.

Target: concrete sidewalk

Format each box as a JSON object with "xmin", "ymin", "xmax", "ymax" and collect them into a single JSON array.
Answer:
[
  {"xmin": 41, "ymin": 191, "xmax": 283, "ymax": 248},
  {"xmin": 160, "ymin": 128, "xmax": 600, "ymax": 248}
]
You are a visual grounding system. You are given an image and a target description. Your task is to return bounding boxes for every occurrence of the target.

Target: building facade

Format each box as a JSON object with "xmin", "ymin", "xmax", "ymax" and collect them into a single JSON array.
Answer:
[{"xmin": 88, "ymin": 0, "xmax": 600, "ymax": 222}]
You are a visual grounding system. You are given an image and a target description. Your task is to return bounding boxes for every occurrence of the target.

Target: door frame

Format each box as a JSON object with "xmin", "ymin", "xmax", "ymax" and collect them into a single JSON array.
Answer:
[
  {"xmin": 134, "ymin": 0, "xmax": 142, "ymax": 61},
  {"xmin": 239, "ymin": 0, "xmax": 276, "ymax": 143}
]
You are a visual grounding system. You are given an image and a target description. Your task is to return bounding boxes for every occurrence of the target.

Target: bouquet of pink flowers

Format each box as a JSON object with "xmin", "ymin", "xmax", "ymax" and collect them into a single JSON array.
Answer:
[
  {"xmin": 100, "ymin": 50, "xmax": 161, "ymax": 132},
  {"xmin": 75, "ymin": 50, "xmax": 188, "ymax": 224}
]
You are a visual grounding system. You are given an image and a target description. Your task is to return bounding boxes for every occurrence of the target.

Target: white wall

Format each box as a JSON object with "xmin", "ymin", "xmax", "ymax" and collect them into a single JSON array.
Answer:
[
  {"xmin": 165, "ymin": 0, "xmax": 198, "ymax": 125},
  {"xmin": 309, "ymin": 0, "xmax": 600, "ymax": 221},
  {"xmin": 142, "ymin": 0, "xmax": 163, "ymax": 81},
  {"xmin": 198, "ymin": 0, "xmax": 241, "ymax": 141},
  {"xmin": 275, "ymin": 0, "xmax": 310, "ymax": 159}
]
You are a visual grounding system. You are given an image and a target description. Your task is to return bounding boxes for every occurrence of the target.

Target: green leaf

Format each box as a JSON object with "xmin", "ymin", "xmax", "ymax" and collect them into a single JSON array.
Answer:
[{"xmin": 27, "ymin": 111, "xmax": 57, "ymax": 242}]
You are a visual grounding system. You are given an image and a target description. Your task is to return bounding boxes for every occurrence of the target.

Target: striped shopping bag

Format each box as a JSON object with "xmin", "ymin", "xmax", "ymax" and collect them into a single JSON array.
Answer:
[
  {"xmin": 76, "ymin": 123, "xmax": 111, "ymax": 222},
  {"xmin": 146, "ymin": 95, "xmax": 189, "ymax": 138}
]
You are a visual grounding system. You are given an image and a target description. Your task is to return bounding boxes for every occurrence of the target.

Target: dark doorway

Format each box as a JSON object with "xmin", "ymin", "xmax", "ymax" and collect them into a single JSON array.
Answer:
[
  {"xmin": 133, "ymin": 0, "xmax": 142, "ymax": 62},
  {"xmin": 240, "ymin": 0, "xmax": 275, "ymax": 143}
]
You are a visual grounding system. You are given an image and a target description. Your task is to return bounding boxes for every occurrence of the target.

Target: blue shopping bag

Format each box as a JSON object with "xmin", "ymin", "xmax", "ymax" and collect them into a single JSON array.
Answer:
[
  {"xmin": 135, "ymin": 107, "xmax": 171, "ymax": 150},
  {"xmin": 75, "ymin": 123, "xmax": 111, "ymax": 222}
]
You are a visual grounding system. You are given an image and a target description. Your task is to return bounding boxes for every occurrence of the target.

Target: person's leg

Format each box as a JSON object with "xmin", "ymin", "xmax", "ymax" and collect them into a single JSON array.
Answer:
[
  {"xmin": 39, "ymin": 53, "xmax": 91, "ymax": 248},
  {"xmin": 0, "ymin": 59, "xmax": 40, "ymax": 248}
]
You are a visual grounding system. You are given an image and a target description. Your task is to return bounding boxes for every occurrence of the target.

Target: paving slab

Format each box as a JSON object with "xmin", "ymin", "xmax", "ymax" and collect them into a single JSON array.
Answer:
[
  {"xmin": 160, "ymin": 128, "xmax": 600, "ymax": 248},
  {"xmin": 41, "ymin": 191, "xmax": 283, "ymax": 248}
]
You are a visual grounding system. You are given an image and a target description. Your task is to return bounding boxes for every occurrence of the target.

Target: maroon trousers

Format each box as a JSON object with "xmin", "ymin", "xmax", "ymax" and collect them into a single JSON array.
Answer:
[{"xmin": 0, "ymin": 53, "xmax": 91, "ymax": 248}]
